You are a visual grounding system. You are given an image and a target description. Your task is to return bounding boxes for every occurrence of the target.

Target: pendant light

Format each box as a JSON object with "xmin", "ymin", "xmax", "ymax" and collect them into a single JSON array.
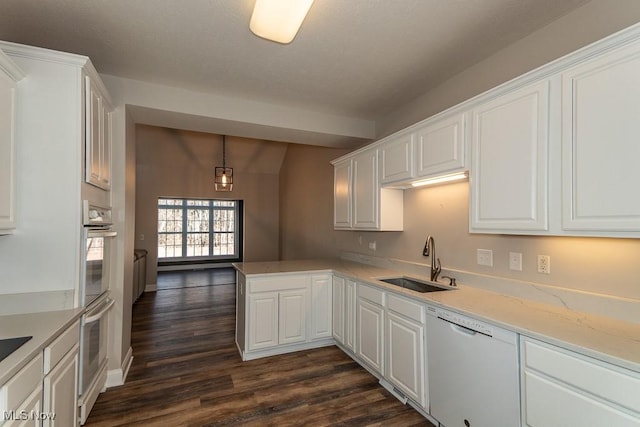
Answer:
[{"xmin": 214, "ymin": 135, "xmax": 233, "ymax": 192}]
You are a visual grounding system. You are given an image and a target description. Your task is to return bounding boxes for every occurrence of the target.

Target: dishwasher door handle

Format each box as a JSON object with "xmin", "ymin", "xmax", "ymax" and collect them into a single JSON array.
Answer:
[{"xmin": 440, "ymin": 318, "xmax": 478, "ymax": 336}]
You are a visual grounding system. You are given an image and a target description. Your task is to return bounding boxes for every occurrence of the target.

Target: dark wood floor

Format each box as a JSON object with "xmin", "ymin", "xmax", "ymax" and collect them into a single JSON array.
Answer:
[
  {"xmin": 155, "ymin": 268, "xmax": 237, "ymax": 290},
  {"xmin": 85, "ymin": 272, "xmax": 434, "ymax": 427}
]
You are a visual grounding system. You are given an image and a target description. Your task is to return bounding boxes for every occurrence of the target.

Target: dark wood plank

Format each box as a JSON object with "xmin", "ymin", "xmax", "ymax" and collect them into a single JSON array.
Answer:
[{"xmin": 85, "ymin": 274, "xmax": 434, "ymax": 427}]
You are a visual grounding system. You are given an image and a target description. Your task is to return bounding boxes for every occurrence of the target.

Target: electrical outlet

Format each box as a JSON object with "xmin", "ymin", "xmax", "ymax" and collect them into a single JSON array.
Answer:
[
  {"xmin": 477, "ymin": 249, "xmax": 493, "ymax": 267},
  {"xmin": 368, "ymin": 241, "xmax": 377, "ymax": 251},
  {"xmin": 509, "ymin": 252, "xmax": 522, "ymax": 271},
  {"xmin": 537, "ymin": 255, "xmax": 551, "ymax": 274},
  {"xmin": 140, "ymin": 234, "xmax": 145, "ymax": 241}
]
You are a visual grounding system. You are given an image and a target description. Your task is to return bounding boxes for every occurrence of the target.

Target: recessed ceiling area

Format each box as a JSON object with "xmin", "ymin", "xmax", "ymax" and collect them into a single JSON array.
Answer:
[{"xmin": 0, "ymin": 0, "xmax": 591, "ymax": 145}]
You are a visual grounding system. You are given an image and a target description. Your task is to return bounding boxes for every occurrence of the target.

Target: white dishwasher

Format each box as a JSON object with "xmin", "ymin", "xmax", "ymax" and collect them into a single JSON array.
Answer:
[{"xmin": 426, "ymin": 305, "xmax": 520, "ymax": 427}]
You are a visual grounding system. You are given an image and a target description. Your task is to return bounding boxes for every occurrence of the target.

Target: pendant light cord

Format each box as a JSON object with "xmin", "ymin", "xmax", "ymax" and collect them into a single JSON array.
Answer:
[{"xmin": 222, "ymin": 135, "xmax": 226, "ymax": 169}]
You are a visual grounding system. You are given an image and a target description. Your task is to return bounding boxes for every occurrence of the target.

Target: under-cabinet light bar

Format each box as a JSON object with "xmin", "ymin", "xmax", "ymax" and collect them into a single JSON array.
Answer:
[{"xmin": 411, "ymin": 172, "xmax": 468, "ymax": 187}]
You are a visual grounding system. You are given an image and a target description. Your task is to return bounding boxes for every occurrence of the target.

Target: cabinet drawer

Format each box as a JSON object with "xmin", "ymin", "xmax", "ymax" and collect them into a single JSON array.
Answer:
[
  {"xmin": 44, "ymin": 322, "xmax": 79, "ymax": 374},
  {"xmin": 358, "ymin": 284, "xmax": 384, "ymax": 306},
  {"xmin": 523, "ymin": 370, "xmax": 640, "ymax": 426},
  {"xmin": 387, "ymin": 294, "xmax": 424, "ymax": 323},
  {"xmin": 522, "ymin": 338, "xmax": 640, "ymax": 414},
  {"xmin": 248, "ymin": 275, "xmax": 309, "ymax": 293},
  {"xmin": 0, "ymin": 353, "xmax": 43, "ymax": 414}
]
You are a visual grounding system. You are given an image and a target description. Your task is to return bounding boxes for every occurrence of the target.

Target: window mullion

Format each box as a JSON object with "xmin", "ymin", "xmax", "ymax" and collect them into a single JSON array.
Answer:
[
  {"xmin": 182, "ymin": 201, "xmax": 188, "ymax": 257},
  {"xmin": 209, "ymin": 204, "xmax": 214, "ymax": 256}
]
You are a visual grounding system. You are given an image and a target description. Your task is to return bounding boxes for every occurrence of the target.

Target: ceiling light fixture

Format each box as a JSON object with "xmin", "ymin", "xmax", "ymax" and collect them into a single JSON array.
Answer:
[
  {"xmin": 249, "ymin": 0, "xmax": 315, "ymax": 44},
  {"xmin": 411, "ymin": 172, "xmax": 468, "ymax": 188},
  {"xmin": 214, "ymin": 135, "xmax": 233, "ymax": 192}
]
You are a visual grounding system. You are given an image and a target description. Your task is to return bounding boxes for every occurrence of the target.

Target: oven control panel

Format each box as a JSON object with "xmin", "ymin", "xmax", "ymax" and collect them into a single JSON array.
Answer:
[{"xmin": 83, "ymin": 200, "xmax": 113, "ymax": 226}]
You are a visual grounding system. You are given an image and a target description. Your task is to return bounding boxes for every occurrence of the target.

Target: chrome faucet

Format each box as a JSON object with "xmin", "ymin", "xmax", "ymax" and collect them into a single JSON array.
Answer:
[{"xmin": 422, "ymin": 235, "xmax": 441, "ymax": 282}]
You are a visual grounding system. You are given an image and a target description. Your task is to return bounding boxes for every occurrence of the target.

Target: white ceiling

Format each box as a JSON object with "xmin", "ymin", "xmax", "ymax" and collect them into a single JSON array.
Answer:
[{"xmin": 0, "ymin": 0, "xmax": 590, "ymax": 136}]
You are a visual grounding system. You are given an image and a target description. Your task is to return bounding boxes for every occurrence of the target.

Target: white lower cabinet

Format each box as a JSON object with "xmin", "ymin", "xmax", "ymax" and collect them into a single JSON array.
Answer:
[
  {"xmin": 43, "ymin": 345, "xmax": 78, "ymax": 427},
  {"xmin": 344, "ymin": 279, "xmax": 357, "ymax": 353},
  {"xmin": 332, "ymin": 275, "xmax": 356, "ymax": 353},
  {"xmin": 278, "ymin": 289, "xmax": 307, "ymax": 346},
  {"xmin": 248, "ymin": 288, "xmax": 308, "ymax": 350},
  {"xmin": 332, "ymin": 276, "xmax": 346, "ymax": 345},
  {"xmin": 356, "ymin": 285, "xmax": 385, "ymax": 375},
  {"xmin": 310, "ymin": 275, "xmax": 332, "ymax": 341},
  {"xmin": 521, "ymin": 337, "xmax": 640, "ymax": 426},
  {"xmin": 0, "ymin": 354, "xmax": 42, "ymax": 427},
  {"xmin": 4, "ymin": 384, "xmax": 42, "ymax": 427},
  {"xmin": 238, "ymin": 272, "xmax": 333, "ymax": 360},
  {"xmin": 385, "ymin": 294, "xmax": 426, "ymax": 408},
  {"xmin": 0, "ymin": 321, "xmax": 79, "ymax": 427},
  {"xmin": 248, "ymin": 292, "xmax": 279, "ymax": 350}
]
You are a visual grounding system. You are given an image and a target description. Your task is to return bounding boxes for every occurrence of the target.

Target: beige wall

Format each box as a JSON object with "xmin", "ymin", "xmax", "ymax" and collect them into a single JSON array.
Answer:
[
  {"xmin": 135, "ymin": 125, "xmax": 287, "ymax": 285},
  {"xmin": 279, "ymin": 144, "xmax": 350, "ymax": 259},
  {"xmin": 377, "ymin": 0, "xmax": 640, "ymax": 137}
]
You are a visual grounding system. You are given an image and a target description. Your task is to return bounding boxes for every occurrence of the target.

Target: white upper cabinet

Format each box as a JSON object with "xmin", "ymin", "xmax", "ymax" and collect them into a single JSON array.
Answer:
[
  {"xmin": 352, "ymin": 149, "xmax": 379, "ymax": 229},
  {"xmin": 333, "ymin": 148, "xmax": 403, "ymax": 231},
  {"xmin": 415, "ymin": 112, "xmax": 466, "ymax": 179},
  {"xmin": 380, "ymin": 133, "xmax": 414, "ymax": 184},
  {"xmin": 561, "ymin": 40, "xmax": 640, "ymax": 232},
  {"xmin": 0, "ymin": 50, "xmax": 24, "ymax": 235},
  {"xmin": 85, "ymin": 75, "xmax": 112, "ymax": 190},
  {"xmin": 378, "ymin": 111, "xmax": 467, "ymax": 187},
  {"xmin": 470, "ymin": 80, "xmax": 550, "ymax": 232},
  {"xmin": 333, "ymin": 159, "xmax": 352, "ymax": 229}
]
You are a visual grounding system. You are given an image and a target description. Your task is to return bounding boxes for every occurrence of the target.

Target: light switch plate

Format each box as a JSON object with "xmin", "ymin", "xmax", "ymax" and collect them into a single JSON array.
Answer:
[
  {"xmin": 509, "ymin": 252, "xmax": 522, "ymax": 271},
  {"xmin": 477, "ymin": 249, "xmax": 493, "ymax": 267}
]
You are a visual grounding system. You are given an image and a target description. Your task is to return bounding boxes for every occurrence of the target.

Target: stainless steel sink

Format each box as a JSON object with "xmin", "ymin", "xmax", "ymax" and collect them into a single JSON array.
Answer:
[{"xmin": 377, "ymin": 276, "xmax": 454, "ymax": 293}]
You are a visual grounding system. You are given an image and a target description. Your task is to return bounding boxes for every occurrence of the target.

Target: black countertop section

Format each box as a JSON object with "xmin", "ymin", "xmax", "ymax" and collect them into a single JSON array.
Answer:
[{"xmin": 0, "ymin": 336, "xmax": 32, "ymax": 363}]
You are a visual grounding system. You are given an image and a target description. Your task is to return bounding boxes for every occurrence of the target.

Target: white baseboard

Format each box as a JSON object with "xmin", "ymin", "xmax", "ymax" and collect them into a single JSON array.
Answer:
[
  {"xmin": 105, "ymin": 346, "xmax": 133, "ymax": 388},
  {"xmin": 144, "ymin": 283, "xmax": 157, "ymax": 292}
]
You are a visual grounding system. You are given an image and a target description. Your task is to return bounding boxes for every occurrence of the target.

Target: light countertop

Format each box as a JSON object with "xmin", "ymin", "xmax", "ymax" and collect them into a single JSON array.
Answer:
[
  {"xmin": 234, "ymin": 259, "xmax": 640, "ymax": 373},
  {"xmin": 0, "ymin": 308, "xmax": 84, "ymax": 385}
]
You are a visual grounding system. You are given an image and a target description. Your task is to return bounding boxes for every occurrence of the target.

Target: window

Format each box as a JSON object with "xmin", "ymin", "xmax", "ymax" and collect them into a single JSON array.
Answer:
[{"xmin": 158, "ymin": 198, "xmax": 241, "ymax": 261}]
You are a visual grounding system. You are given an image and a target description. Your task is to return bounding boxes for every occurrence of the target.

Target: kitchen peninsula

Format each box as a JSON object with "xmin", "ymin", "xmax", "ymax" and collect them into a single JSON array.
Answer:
[{"xmin": 235, "ymin": 258, "xmax": 640, "ymax": 426}]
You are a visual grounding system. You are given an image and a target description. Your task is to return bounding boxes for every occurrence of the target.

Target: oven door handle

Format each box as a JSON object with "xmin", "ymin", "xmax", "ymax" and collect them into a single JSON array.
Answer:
[
  {"xmin": 87, "ymin": 230, "xmax": 118, "ymax": 238},
  {"xmin": 85, "ymin": 298, "xmax": 115, "ymax": 324}
]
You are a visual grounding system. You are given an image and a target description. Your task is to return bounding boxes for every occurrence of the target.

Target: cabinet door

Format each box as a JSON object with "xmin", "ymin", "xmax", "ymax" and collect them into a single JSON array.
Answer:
[
  {"xmin": 352, "ymin": 150, "xmax": 379, "ymax": 229},
  {"xmin": 0, "ymin": 63, "xmax": 17, "ymax": 233},
  {"xmin": 100, "ymin": 98, "xmax": 112, "ymax": 190},
  {"xmin": 562, "ymin": 42, "xmax": 640, "ymax": 231},
  {"xmin": 43, "ymin": 345, "xmax": 78, "ymax": 427},
  {"xmin": 470, "ymin": 80, "xmax": 550, "ymax": 232},
  {"xmin": 4, "ymin": 384, "xmax": 42, "ymax": 427},
  {"xmin": 344, "ymin": 279, "xmax": 357, "ymax": 353},
  {"xmin": 380, "ymin": 133, "xmax": 414, "ymax": 184},
  {"xmin": 415, "ymin": 112, "xmax": 466, "ymax": 178},
  {"xmin": 333, "ymin": 160, "xmax": 352, "ymax": 229},
  {"xmin": 85, "ymin": 76, "xmax": 102, "ymax": 187},
  {"xmin": 332, "ymin": 276, "xmax": 345, "ymax": 344},
  {"xmin": 387, "ymin": 313, "xmax": 425, "ymax": 407},
  {"xmin": 278, "ymin": 289, "xmax": 307, "ymax": 345},
  {"xmin": 357, "ymin": 298, "xmax": 384, "ymax": 374},
  {"xmin": 248, "ymin": 292, "xmax": 279, "ymax": 350},
  {"xmin": 310, "ymin": 275, "xmax": 332, "ymax": 340}
]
